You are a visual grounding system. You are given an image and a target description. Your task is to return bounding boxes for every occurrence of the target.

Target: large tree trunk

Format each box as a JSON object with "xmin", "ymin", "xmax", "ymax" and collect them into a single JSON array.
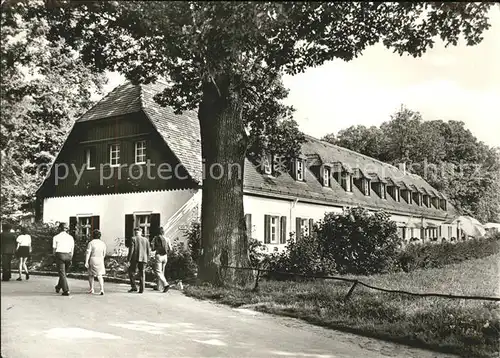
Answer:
[{"xmin": 197, "ymin": 75, "xmax": 253, "ymax": 286}]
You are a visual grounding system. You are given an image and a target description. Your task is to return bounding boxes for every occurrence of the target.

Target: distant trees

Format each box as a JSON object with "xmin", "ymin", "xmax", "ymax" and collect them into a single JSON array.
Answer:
[
  {"xmin": 322, "ymin": 106, "xmax": 500, "ymax": 223},
  {"xmin": 0, "ymin": 2, "xmax": 106, "ymax": 220}
]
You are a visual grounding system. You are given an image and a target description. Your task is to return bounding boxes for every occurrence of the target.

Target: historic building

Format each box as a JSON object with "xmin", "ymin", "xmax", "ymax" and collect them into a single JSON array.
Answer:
[{"xmin": 36, "ymin": 82, "xmax": 458, "ymax": 253}]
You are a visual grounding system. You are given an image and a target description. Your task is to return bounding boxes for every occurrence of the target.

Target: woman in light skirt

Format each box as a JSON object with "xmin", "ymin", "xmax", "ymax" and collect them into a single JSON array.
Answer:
[
  {"xmin": 85, "ymin": 229, "xmax": 107, "ymax": 295},
  {"xmin": 16, "ymin": 226, "xmax": 31, "ymax": 281}
]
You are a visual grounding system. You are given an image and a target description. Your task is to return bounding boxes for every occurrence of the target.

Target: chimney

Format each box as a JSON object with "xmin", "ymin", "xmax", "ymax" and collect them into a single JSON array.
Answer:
[{"xmin": 398, "ymin": 162, "xmax": 406, "ymax": 174}]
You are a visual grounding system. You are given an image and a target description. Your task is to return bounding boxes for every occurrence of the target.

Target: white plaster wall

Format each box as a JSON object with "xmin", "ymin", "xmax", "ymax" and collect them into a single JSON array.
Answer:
[
  {"xmin": 243, "ymin": 194, "xmax": 453, "ymax": 250},
  {"xmin": 43, "ymin": 189, "xmax": 198, "ymax": 253},
  {"xmin": 243, "ymin": 195, "xmax": 344, "ymax": 253}
]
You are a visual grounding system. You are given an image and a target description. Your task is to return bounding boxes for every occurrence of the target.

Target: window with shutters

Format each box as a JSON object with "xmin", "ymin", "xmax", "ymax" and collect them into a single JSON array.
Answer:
[
  {"xmin": 84, "ymin": 148, "xmax": 95, "ymax": 170},
  {"xmin": 300, "ymin": 218, "xmax": 309, "ymax": 237},
  {"xmin": 264, "ymin": 214, "xmax": 287, "ymax": 244},
  {"xmin": 270, "ymin": 216, "xmax": 279, "ymax": 243},
  {"xmin": 78, "ymin": 216, "xmax": 92, "ymax": 237},
  {"xmin": 135, "ymin": 214, "xmax": 151, "ymax": 238}
]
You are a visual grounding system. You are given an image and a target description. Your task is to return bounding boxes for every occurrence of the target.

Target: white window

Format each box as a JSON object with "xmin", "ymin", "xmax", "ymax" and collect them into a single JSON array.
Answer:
[
  {"xmin": 323, "ymin": 167, "xmax": 330, "ymax": 187},
  {"xmin": 362, "ymin": 179, "xmax": 370, "ymax": 196},
  {"xmin": 135, "ymin": 214, "xmax": 151, "ymax": 238},
  {"xmin": 78, "ymin": 216, "xmax": 92, "ymax": 237},
  {"xmin": 263, "ymin": 154, "xmax": 272, "ymax": 175},
  {"xmin": 341, "ymin": 173, "xmax": 352, "ymax": 192},
  {"xmin": 109, "ymin": 143, "xmax": 120, "ymax": 167},
  {"xmin": 270, "ymin": 216, "xmax": 279, "ymax": 243},
  {"xmin": 381, "ymin": 183, "xmax": 387, "ymax": 199},
  {"xmin": 296, "ymin": 160, "xmax": 304, "ymax": 181},
  {"xmin": 135, "ymin": 141, "xmax": 146, "ymax": 164},
  {"xmin": 85, "ymin": 148, "xmax": 95, "ymax": 170}
]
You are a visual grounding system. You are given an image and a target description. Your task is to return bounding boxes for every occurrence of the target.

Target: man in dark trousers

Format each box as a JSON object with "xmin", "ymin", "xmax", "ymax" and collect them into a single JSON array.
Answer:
[
  {"xmin": 52, "ymin": 222, "xmax": 74, "ymax": 296},
  {"xmin": 1, "ymin": 223, "xmax": 17, "ymax": 281},
  {"xmin": 128, "ymin": 228, "xmax": 151, "ymax": 293}
]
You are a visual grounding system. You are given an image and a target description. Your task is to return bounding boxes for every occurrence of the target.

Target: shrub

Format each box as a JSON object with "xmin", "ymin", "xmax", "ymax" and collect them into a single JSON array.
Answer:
[
  {"xmin": 248, "ymin": 237, "xmax": 266, "ymax": 268},
  {"xmin": 263, "ymin": 232, "xmax": 337, "ymax": 280},
  {"xmin": 165, "ymin": 239, "xmax": 198, "ymax": 282},
  {"xmin": 316, "ymin": 207, "xmax": 402, "ymax": 275},
  {"xmin": 185, "ymin": 221, "xmax": 201, "ymax": 266},
  {"xmin": 399, "ymin": 236, "xmax": 500, "ymax": 272}
]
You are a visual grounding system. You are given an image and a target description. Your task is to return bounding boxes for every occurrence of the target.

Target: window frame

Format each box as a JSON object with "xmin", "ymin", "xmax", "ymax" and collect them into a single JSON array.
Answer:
[
  {"xmin": 322, "ymin": 166, "xmax": 330, "ymax": 187},
  {"xmin": 134, "ymin": 212, "xmax": 152, "ymax": 239},
  {"xmin": 135, "ymin": 140, "xmax": 147, "ymax": 164},
  {"xmin": 270, "ymin": 215, "xmax": 280, "ymax": 244},
  {"xmin": 109, "ymin": 143, "xmax": 120, "ymax": 167},
  {"xmin": 362, "ymin": 178, "xmax": 371, "ymax": 196},
  {"xmin": 263, "ymin": 153, "xmax": 273, "ymax": 175},
  {"xmin": 296, "ymin": 159, "xmax": 304, "ymax": 181},
  {"xmin": 300, "ymin": 218, "xmax": 310, "ymax": 237},
  {"xmin": 77, "ymin": 215, "xmax": 92, "ymax": 237}
]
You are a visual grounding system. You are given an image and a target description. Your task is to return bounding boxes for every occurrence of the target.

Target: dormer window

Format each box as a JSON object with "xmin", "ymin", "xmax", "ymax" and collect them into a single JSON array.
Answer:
[
  {"xmin": 388, "ymin": 186, "xmax": 400, "ymax": 202},
  {"xmin": 431, "ymin": 196, "xmax": 439, "ymax": 208},
  {"xmin": 440, "ymin": 199, "xmax": 447, "ymax": 211},
  {"xmin": 322, "ymin": 166, "xmax": 331, "ymax": 187},
  {"xmin": 423, "ymin": 195, "xmax": 430, "ymax": 207},
  {"xmin": 412, "ymin": 192, "xmax": 422, "ymax": 206},
  {"xmin": 362, "ymin": 179, "xmax": 371, "ymax": 196},
  {"xmin": 341, "ymin": 173, "xmax": 352, "ymax": 192},
  {"xmin": 296, "ymin": 159, "xmax": 304, "ymax": 181},
  {"xmin": 262, "ymin": 153, "xmax": 273, "ymax": 175},
  {"xmin": 381, "ymin": 183, "xmax": 387, "ymax": 199},
  {"xmin": 401, "ymin": 189, "xmax": 412, "ymax": 204}
]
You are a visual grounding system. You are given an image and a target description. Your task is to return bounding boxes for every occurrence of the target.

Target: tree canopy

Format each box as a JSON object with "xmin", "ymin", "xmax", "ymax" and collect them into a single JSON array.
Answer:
[
  {"xmin": 323, "ymin": 106, "xmax": 500, "ymax": 223},
  {"xmin": 16, "ymin": 1, "xmax": 496, "ymax": 284},
  {"xmin": 1, "ymin": 2, "xmax": 106, "ymax": 221}
]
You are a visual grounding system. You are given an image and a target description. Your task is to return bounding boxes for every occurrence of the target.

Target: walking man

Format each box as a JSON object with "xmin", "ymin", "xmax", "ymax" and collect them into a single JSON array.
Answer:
[
  {"xmin": 1, "ymin": 223, "xmax": 17, "ymax": 281},
  {"xmin": 151, "ymin": 227, "xmax": 172, "ymax": 293},
  {"xmin": 128, "ymin": 228, "xmax": 151, "ymax": 293},
  {"xmin": 53, "ymin": 222, "xmax": 74, "ymax": 296}
]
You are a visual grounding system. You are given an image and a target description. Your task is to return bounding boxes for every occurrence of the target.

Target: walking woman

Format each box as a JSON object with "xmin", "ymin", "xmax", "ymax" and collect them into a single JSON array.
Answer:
[
  {"xmin": 16, "ymin": 226, "xmax": 31, "ymax": 281},
  {"xmin": 84, "ymin": 229, "xmax": 107, "ymax": 295}
]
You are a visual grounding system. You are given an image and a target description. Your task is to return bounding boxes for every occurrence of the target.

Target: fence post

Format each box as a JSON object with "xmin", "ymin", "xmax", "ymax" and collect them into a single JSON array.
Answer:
[
  {"xmin": 253, "ymin": 268, "xmax": 261, "ymax": 292},
  {"xmin": 344, "ymin": 281, "xmax": 358, "ymax": 301}
]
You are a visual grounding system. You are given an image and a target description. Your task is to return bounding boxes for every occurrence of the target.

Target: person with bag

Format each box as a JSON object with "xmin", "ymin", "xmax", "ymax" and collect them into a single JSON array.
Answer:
[
  {"xmin": 15, "ymin": 226, "xmax": 32, "ymax": 281},
  {"xmin": 151, "ymin": 226, "xmax": 172, "ymax": 293}
]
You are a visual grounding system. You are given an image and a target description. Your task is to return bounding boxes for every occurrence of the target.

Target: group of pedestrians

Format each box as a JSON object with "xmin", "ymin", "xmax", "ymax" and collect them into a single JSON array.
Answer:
[
  {"xmin": 1, "ymin": 223, "xmax": 32, "ymax": 282},
  {"xmin": 1, "ymin": 221, "xmax": 173, "ymax": 296},
  {"xmin": 126, "ymin": 226, "xmax": 172, "ymax": 293}
]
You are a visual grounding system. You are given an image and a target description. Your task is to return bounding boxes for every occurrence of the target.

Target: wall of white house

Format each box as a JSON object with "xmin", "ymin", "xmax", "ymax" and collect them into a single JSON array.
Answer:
[
  {"xmin": 42, "ymin": 189, "xmax": 459, "ymax": 255},
  {"xmin": 42, "ymin": 189, "xmax": 198, "ymax": 254},
  {"xmin": 243, "ymin": 194, "xmax": 457, "ymax": 251}
]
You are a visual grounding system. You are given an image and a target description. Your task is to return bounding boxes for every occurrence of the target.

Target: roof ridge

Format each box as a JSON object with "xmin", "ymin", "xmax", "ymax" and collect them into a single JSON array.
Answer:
[{"xmin": 305, "ymin": 134, "xmax": 401, "ymax": 172}]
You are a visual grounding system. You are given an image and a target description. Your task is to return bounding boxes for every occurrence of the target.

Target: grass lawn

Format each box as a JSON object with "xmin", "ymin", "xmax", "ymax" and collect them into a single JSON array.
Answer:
[{"xmin": 185, "ymin": 254, "xmax": 500, "ymax": 358}]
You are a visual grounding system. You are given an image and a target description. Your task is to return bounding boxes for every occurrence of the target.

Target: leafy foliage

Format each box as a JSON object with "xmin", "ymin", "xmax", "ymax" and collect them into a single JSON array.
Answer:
[
  {"xmin": 24, "ymin": 1, "xmax": 494, "ymax": 284},
  {"xmin": 399, "ymin": 236, "xmax": 500, "ymax": 273},
  {"xmin": 324, "ymin": 106, "xmax": 500, "ymax": 223},
  {"xmin": 316, "ymin": 208, "xmax": 402, "ymax": 275},
  {"xmin": 265, "ymin": 208, "xmax": 402, "ymax": 277},
  {"xmin": 1, "ymin": 1, "xmax": 106, "ymax": 220}
]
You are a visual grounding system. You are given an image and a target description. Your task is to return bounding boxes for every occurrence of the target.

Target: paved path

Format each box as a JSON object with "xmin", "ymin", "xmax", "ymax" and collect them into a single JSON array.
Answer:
[{"xmin": 1, "ymin": 276, "xmax": 457, "ymax": 358}]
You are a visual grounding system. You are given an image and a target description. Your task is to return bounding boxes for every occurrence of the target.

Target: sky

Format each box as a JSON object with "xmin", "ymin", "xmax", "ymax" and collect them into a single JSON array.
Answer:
[{"xmin": 103, "ymin": 8, "xmax": 500, "ymax": 148}]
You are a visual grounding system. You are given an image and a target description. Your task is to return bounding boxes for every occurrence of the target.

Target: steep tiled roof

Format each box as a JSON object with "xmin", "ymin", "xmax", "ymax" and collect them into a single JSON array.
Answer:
[
  {"xmin": 69, "ymin": 81, "xmax": 453, "ymax": 219},
  {"xmin": 77, "ymin": 82, "xmax": 202, "ymax": 183}
]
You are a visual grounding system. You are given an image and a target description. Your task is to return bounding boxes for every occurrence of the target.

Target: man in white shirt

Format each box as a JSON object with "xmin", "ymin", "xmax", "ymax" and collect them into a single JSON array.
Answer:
[{"xmin": 52, "ymin": 222, "xmax": 75, "ymax": 296}]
